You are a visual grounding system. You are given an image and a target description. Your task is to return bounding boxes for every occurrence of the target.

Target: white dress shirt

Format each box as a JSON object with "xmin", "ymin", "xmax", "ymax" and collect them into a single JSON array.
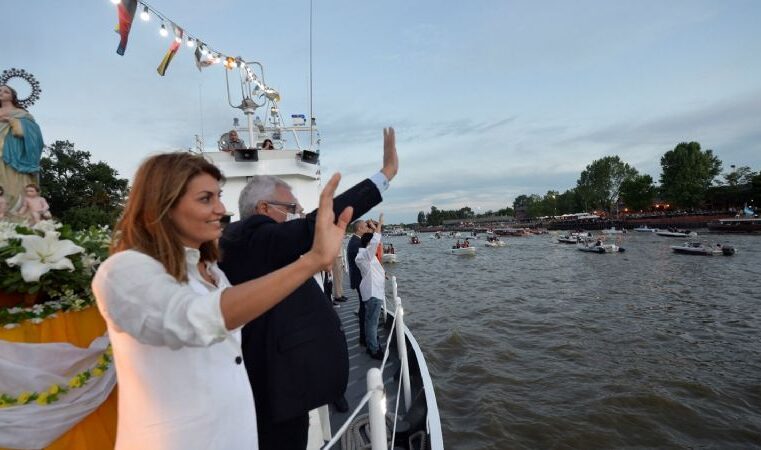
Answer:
[
  {"xmin": 92, "ymin": 248, "xmax": 258, "ymax": 450},
  {"xmin": 355, "ymin": 233, "xmax": 386, "ymax": 301}
]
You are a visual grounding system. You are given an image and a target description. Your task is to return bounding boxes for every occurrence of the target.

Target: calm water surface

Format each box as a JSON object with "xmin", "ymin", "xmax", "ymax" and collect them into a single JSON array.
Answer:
[{"xmin": 381, "ymin": 232, "xmax": 761, "ymax": 449}]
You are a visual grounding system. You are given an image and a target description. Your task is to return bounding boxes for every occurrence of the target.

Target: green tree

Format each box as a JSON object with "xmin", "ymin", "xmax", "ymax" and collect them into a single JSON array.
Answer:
[
  {"xmin": 659, "ymin": 142, "xmax": 722, "ymax": 208},
  {"xmin": 576, "ymin": 156, "xmax": 638, "ymax": 213},
  {"xmin": 39, "ymin": 140, "xmax": 129, "ymax": 230},
  {"xmin": 723, "ymin": 165, "xmax": 754, "ymax": 187},
  {"xmin": 417, "ymin": 210, "xmax": 426, "ymax": 225},
  {"xmin": 620, "ymin": 174, "xmax": 656, "ymax": 212},
  {"xmin": 556, "ymin": 188, "xmax": 582, "ymax": 214}
]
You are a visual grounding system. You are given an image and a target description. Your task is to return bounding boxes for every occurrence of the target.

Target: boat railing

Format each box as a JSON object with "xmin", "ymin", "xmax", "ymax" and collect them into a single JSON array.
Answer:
[{"xmin": 322, "ymin": 276, "xmax": 414, "ymax": 450}]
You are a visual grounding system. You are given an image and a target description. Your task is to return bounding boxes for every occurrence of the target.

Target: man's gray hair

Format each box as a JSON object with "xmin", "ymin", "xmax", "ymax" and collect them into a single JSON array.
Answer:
[
  {"xmin": 351, "ymin": 219, "xmax": 365, "ymax": 232},
  {"xmin": 239, "ymin": 175, "xmax": 292, "ymax": 220}
]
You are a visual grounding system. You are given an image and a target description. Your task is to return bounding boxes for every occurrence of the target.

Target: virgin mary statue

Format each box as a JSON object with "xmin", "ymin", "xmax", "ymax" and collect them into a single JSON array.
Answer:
[{"xmin": 0, "ymin": 84, "xmax": 44, "ymax": 209}]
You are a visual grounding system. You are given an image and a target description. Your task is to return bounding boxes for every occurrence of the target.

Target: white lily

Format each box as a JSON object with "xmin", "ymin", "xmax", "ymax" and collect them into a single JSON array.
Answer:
[
  {"xmin": 32, "ymin": 220, "xmax": 63, "ymax": 235},
  {"xmin": 5, "ymin": 232, "xmax": 85, "ymax": 283}
]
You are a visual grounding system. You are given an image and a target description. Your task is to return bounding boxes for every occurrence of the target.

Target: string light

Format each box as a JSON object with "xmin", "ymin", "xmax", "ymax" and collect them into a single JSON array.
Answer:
[
  {"xmin": 200, "ymin": 45, "xmax": 208, "ymax": 56},
  {"xmin": 110, "ymin": 0, "xmax": 120, "ymax": 4},
  {"xmin": 140, "ymin": 6, "xmax": 149, "ymax": 21},
  {"xmin": 174, "ymin": 34, "xmax": 182, "ymax": 44},
  {"xmin": 159, "ymin": 22, "xmax": 168, "ymax": 37},
  {"xmin": 186, "ymin": 37, "xmax": 195, "ymax": 48}
]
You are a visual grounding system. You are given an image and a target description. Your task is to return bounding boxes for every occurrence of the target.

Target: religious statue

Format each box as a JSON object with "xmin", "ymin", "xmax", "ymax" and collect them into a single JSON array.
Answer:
[{"xmin": 0, "ymin": 69, "xmax": 44, "ymax": 212}]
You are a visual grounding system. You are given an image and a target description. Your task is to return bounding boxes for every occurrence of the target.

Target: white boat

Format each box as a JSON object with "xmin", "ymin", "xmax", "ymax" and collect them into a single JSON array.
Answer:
[
  {"xmin": 671, "ymin": 242, "xmax": 736, "ymax": 256},
  {"xmin": 208, "ymin": 51, "xmax": 441, "ymax": 449},
  {"xmin": 577, "ymin": 240, "xmax": 625, "ymax": 253},
  {"xmin": 449, "ymin": 246, "xmax": 476, "ymax": 256},
  {"xmin": 601, "ymin": 226, "xmax": 624, "ymax": 235},
  {"xmin": 633, "ymin": 225, "xmax": 658, "ymax": 232},
  {"xmin": 656, "ymin": 229, "xmax": 698, "ymax": 238},
  {"xmin": 484, "ymin": 238, "xmax": 506, "ymax": 247},
  {"xmin": 381, "ymin": 253, "xmax": 398, "ymax": 263}
]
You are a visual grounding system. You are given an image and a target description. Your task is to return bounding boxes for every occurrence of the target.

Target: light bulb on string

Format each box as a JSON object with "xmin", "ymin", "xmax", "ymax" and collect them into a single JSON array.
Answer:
[
  {"xmin": 159, "ymin": 23, "xmax": 168, "ymax": 37},
  {"xmin": 174, "ymin": 34, "xmax": 182, "ymax": 44},
  {"xmin": 187, "ymin": 38, "xmax": 195, "ymax": 48},
  {"xmin": 140, "ymin": 6, "xmax": 149, "ymax": 21},
  {"xmin": 110, "ymin": 0, "xmax": 120, "ymax": 4},
  {"xmin": 200, "ymin": 45, "xmax": 208, "ymax": 56}
]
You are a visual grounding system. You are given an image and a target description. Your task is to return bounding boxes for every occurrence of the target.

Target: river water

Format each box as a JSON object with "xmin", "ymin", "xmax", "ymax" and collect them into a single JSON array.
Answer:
[{"xmin": 380, "ymin": 231, "xmax": 761, "ymax": 449}]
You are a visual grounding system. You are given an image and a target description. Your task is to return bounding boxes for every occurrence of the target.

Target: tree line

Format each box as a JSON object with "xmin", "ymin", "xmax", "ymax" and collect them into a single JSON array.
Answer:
[{"xmin": 418, "ymin": 141, "xmax": 760, "ymax": 225}]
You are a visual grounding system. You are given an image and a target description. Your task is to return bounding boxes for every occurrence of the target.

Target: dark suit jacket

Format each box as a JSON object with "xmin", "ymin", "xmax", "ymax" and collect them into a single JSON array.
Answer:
[
  {"xmin": 219, "ymin": 178, "xmax": 382, "ymax": 423},
  {"xmin": 347, "ymin": 235, "xmax": 362, "ymax": 290}
]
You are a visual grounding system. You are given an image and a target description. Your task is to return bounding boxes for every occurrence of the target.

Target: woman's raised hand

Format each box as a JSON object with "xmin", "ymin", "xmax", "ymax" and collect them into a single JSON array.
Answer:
[{"xmin": 309, "ymin": 173, "xmax": 353, "ymax": 270}]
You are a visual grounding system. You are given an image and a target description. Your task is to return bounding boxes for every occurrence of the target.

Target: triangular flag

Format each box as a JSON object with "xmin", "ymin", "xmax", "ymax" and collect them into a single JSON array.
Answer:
[
  {"xmin": 194, "ymin": 46, "xmax": 214, "ymax": 71},
  {"xmin": 115, "ymin": 0, "xmax": 138, "ymax": 56},
  {"xmin": 157, "ymin": 25, "xmax": 183, "ymax": 76}
]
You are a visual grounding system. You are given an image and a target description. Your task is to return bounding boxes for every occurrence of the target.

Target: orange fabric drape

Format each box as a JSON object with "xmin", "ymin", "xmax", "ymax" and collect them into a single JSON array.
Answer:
[{"xmin": 0, "ymin": 306, "xmax": 117, "ymax": 450}]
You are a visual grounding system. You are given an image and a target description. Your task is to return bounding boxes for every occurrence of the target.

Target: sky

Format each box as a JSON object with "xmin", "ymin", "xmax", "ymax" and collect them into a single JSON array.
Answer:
[{"xmin": 4, "ymin": 0, "xmax": 761, "ymax": 223}]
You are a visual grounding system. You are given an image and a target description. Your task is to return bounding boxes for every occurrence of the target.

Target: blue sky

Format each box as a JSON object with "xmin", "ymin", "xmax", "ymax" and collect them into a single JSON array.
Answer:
[{"xmin": 5, "ymin": 0, "xmax": 761, "ymax": 222}]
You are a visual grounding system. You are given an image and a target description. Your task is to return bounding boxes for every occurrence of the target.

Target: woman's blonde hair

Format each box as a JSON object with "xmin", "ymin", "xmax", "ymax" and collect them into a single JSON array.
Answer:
[{"xmin": 111, "ymin": 152, "xmax": 224, "ymax": 282}]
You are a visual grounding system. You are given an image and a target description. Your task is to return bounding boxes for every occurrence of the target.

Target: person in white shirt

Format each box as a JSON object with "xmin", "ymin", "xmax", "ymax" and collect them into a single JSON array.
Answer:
[
  {"xmin": 355, "ymin": 213, "xmax": 386, "ymax": 360},
  {"xmin": 91, "ymin": 152, "xmax": 352, "ymax": 450}
]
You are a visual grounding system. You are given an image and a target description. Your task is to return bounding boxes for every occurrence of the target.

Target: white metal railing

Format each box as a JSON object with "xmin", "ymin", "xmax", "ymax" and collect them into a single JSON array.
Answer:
[{"xmin": 322, "ymin": 276, "xmax": 412, "ymax": 450}]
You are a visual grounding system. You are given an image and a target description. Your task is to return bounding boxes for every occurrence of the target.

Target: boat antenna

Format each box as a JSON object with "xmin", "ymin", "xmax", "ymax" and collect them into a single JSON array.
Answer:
[{"xmin": 309, "ymin": 0, "xmax": 314, "ymax": 149}]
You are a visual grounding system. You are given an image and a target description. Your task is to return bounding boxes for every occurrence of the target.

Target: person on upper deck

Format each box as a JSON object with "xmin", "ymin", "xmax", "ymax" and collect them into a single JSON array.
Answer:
[
  {"xmin": 262, "ymin": 139, "xmax": 274, "ymax": 150},
  {"xmin": 225, "ymin": 130, "xmax": 246, "ymax": 152}
]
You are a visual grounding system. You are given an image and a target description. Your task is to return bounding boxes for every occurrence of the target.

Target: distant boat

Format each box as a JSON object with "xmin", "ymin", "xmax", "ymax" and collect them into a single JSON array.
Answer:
[
  {"xmin": 707, "ymin": 217, "xmax": 761, "ymax": 233},
  {"xmin": 381, "ymin": 253, "xmax": 398, "ymax": 264},
  {"xmin": 577, "ymin": 240, "xmax": 625, "ymax": 253},
  {"xmin": 449, "ymin": 246, "xmax": 476, "ymax": 256},
  {"xmin": 671, "ymin": 242, "xmax": 736, "ymax": 256},
  {"xmin": 633, "ymin": 225, "xmax": 658, "ymax": 232},
  {"xmin": 601, "ymin": 227, "xmax": 624, "ymax": 235},
  {"xmin": 484, "ymin": 237, "xmax": 506, "ymax": 247},
  {"xmin": 656, "ymin": 229, "xmax": 697, "ymax": 238}
]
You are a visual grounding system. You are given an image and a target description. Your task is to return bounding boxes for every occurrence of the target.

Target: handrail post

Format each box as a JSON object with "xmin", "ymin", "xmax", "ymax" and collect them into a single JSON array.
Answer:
[
  {"xmin": 367, "ymin": 368, "xmax": 387, "ymax": 450},
  {"xmin": 392, "ymin": 277, "xmax": 412, "ymax": 412}
]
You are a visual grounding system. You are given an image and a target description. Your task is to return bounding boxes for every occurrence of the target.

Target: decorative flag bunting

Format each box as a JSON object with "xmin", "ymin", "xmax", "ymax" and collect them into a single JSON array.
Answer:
[
  {"xmin": 111, "ymin": 0, "xmax": 259, "ymax": 79},
  {"xmin": 115, "ymin": 0, "xmax": 138, "ymax": 55},
  {"xmin": 157, "ymin": 25, "xmax": 183, "ymax": 76},
  {"xmin": 194, "ymin": 46, "xmax": 213, "ymax": 71}
]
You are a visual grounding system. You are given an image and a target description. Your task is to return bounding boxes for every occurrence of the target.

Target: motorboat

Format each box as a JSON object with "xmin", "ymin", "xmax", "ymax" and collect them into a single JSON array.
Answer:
[
  {"xmin": 449, "ymin": 246, "xmax": 477, "ymax": 256},
  {"xmin": 484, "ymin": 237, "xmax": 506, "ymax": 247},
  {"xmin": 577, "ymin": 239, "xmax": 625, "ymax": 253},
  {"xmin": 671, "ymin": 242, "xmax": 736, "ymax": 256},
  {"xmin": 601, "ymin": 226, "xmax": 624, "ymax": 235},
  {"xmin": 633, "ymin": 225, "xmax": 658, "ymax": 232},
  {"xmin": 656, "ymin": 228, "xmax": 698, "ymax": 238},
  {"xmin": 557, "ymin": 235, "xmax": 582, "ymax": 244},
  {"xmin": 409, "ymin": 235, "xmax": 421, "ymax": 244},
  {"xmin": 381, "ymin": 253, "xmax": 398, "ymax": 263}
]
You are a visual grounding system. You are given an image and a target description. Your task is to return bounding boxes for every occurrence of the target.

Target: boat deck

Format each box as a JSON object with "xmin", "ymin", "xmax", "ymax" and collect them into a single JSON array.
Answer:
[{"xmin": 328, "ymin": 289, "xmax": 404, "ymax": 436}]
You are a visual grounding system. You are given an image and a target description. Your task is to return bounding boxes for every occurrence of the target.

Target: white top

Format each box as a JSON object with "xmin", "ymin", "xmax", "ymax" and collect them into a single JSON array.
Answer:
[
  {"xmin": 355, "ymin": 233, "xmax": 386, "ymax": 301},
  {"xmin": 92, "ymin": 249, "xmax": 258, "ymax": 450}
]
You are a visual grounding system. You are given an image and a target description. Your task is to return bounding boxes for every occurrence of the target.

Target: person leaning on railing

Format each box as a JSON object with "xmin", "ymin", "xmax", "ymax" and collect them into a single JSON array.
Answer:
[{"xmin": 91, "ymin": 152, "xmax": 352, "ymax": 450}]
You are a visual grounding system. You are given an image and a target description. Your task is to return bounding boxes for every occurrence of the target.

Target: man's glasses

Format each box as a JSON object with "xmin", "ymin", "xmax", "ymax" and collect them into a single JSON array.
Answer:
[{"xmin": 266, "ymin": 200, "xmax": 301, "ymax": 214}]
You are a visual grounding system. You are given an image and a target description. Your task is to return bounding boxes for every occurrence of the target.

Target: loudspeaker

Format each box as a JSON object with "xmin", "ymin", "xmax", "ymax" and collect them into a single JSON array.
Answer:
[
  {"xmin": 300, "ymin": 150, "xmax": 319, "ymax": 164},
  {"xmin": 234, "ymin": 148, "xmax": 258, "ymax": 162}
]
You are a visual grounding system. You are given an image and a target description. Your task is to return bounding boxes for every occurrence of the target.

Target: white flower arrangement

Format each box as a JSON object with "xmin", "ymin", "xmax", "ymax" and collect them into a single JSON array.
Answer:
[{"xmin": 0, "ymin": 220, "xmax": 112, "ymax": 325}]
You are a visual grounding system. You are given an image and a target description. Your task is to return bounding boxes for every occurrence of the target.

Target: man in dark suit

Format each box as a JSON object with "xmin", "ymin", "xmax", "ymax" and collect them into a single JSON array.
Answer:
[
  {"xmin": 347, "ymin": 218, "xmax": 371, "ymax": 346},
  {"xmin": 219, "ymin": 128, "xmax": 397, "ymax": 450}
]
